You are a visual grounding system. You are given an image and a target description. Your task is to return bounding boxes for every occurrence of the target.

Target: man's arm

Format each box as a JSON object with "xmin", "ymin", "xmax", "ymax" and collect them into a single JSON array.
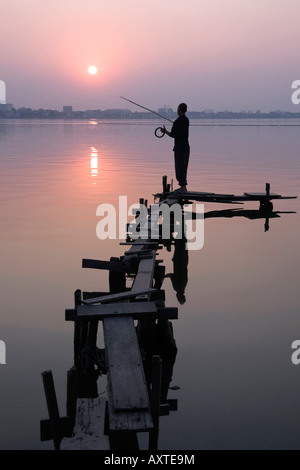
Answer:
[{"xmin": 161, "ymin": 125, "xmax": 172, "ymax": 137}]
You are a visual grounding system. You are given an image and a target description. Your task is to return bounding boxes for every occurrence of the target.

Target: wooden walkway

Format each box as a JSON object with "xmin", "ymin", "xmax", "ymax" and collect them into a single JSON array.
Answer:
[
  {"xmin": 41, "ymin": 176, "xmax": 296, "ymax": 450},
  {"xmin": 154, "ymin": 176, "xmax": 297, "ymax": 211},
  {"xmin": 41, "ymin": 198, "xmax": 178, "ymax": 450}
]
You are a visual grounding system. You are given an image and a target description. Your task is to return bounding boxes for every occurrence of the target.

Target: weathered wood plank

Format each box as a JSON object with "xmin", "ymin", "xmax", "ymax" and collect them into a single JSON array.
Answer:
[
  {"xmin": 67, "ymin": 305, "xmax": 178, "ymax": 321},
  {"xmin": 131, "ymin": 252, "xmax": 156, "ymax": 300},
  {"xmin": 103, "ymin": 316, "xmax": 150, "ymax": 411},
  {"xmin": 106, "ymin": 376, "xmax": 153, "ymax": 433},
  {"xmin": 77, "ymin": 301, "xmax": 157, "ymax": 318},
  {"xmin": 60, "ymin": 397, "xmax": 110, "ymax": 450},
  {"xmin": 82, "ymin": 288, "xmax": 157, "ymax": 305},
  {"xmin": 243, "ymin": 192, "xmax": 281, "ymax": 199}
]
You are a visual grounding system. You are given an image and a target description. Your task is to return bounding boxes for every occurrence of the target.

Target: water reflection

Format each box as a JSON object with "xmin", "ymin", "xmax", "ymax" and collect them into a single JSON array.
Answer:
[
  {"xmin": 203, "ymin": 206, "xmax": 296, "ymax": 232},
  {"xmin": 90, "ymin": 146, "xmax": 99, "ymax": 182},
  {"xmin": 166, "ymin": 237, "xmax": 189, "ymax": 304},
  {"xmin": 163, "ymin": 203, "xmax": 296, "ymax": 307}
]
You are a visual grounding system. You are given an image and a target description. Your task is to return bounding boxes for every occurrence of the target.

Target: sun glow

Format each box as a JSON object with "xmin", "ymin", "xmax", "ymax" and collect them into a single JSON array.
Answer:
[{"xmin": 88, "ymin": 65, "xmax": 97, "ymax": 75}]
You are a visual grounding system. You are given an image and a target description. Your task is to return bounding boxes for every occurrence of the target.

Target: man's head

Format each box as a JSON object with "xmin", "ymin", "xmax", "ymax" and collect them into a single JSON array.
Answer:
[{"xmin": 177, "ymin": 103, "xmax": 187, "ymax": 115}]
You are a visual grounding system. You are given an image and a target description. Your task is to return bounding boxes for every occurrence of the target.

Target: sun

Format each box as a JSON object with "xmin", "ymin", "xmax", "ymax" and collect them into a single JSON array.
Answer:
[{"xmin": 88, "ymin": 65, "xmax": 97, "ymax": 75}]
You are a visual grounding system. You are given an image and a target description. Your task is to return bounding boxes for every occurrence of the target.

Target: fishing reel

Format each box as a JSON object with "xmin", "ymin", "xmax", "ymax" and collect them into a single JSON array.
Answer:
[{"xmin": 155, "ymin": 127, "xmax": 165, "ymax": 138}]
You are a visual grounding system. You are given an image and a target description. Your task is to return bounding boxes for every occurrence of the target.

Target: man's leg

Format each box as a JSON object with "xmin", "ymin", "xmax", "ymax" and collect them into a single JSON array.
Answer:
[
  {"xmin": 182, "ymin": 149, "xmax": 190, "ymax": 187},
  {"xmin": 174, "ymin": 150, "xmax": 186, "ymax": 188}
]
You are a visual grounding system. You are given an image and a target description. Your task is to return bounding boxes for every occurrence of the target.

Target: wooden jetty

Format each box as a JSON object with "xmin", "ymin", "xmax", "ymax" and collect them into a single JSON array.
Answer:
[
  {"xmin": 40, "ymin": 176, "xmax": 296, "ymax": 450},
  {"xmin": 41, "ymin": 199, "xmax": 178, "ymax": 450},
  {"xmin": 154, "ymin": 175, "xmax": 297, "ymax": 211}
]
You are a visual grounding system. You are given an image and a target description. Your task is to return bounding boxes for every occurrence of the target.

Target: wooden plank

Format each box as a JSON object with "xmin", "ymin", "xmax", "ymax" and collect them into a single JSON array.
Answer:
[
  {"xmin": 69, "ymin": 305, "xmax": 178, "ymax": 321},
  {"xmin": 82, "ymin": 288, "xmax": 157, "ymax": 305},
  {"xmin": 153, "ymin": 190, "xmax": 216, "ymax": 198},
  {"xmin": 76, "ymin": 303, "xmax": 178, "ymax": 320},
  {"xmin": 132, "ymin": 253, "xmax": 156, "ymax": 293},
  {"xmin": 103, "ymin": 316, "xmax": 150, "ymax": 411},
  {"xmin": 82, "ymin": 258, "xmax": 124, "ymax": 271},
  {"xmin": 77, "ymin": 301, "xmax": 158, "ymax": 318},
  {"xmin": 120, "ymin": 242, "xmax": 158, "ymax": 246},
  {"xmin": 106, "ymin": 376, "xmax": 153, "ymax": 433},
  {"xmin": 60, "ymin": 398, "xmax": 110, "ymax": 450},
  {"xmin": 243, "ymin": 192, "xmax": 281, "ymax": 199}
]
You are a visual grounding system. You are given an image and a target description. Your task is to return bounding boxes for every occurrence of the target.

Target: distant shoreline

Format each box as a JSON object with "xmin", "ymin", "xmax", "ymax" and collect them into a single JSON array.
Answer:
[{"xmin": 1, "ymin": 107, "xmax": 300, "ymax": 120}]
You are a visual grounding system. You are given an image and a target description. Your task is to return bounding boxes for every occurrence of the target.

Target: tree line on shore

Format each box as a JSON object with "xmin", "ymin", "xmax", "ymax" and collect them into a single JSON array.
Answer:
[{"xmin": 1, "ymin": 106, "xmax": 300, "ymax": 120}]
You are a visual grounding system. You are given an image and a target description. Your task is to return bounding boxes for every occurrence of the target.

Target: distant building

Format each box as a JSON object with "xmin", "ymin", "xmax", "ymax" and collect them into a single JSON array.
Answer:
[
  {"xmin": 158, "ymin": 106, "xmax": 175, "ymax": 119},
  {"xmin": 0, "ymin": 103, "xmax": 13, "ymax": 111},
  {"xmin": 63, "ymin": 106, "xmax": 73, "ymax": 117},
  {"xmin": 0, "ymin": 80, "xmax": 6, "ymax": 104}
]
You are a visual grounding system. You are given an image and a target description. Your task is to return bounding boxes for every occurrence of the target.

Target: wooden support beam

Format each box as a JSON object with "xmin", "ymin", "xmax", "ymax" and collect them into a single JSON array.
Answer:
[
  {"xmin": 40, "ymin": 416, "xmax": 74, "ymax": 442},
  {"xmin": 82, "ymin": 258, "xmax": 132, "ymax": 273},
  {"xmin": 82, "ymin": 288, "xmax": 157, "ymax": 305},
  {"xmin": 72, "ymin": 303, "xmax": 177, "ymax": 321},
  {"xmin": 77, "ymin": 301, "xmax": 158, "ymax": 318},
  {"xmin": 148, "ymin": 356, "xmax": 162, "ymax": 451},
  {"xmin": 41, "ymin": 370, "xmax": 63, "ymax": 450}
]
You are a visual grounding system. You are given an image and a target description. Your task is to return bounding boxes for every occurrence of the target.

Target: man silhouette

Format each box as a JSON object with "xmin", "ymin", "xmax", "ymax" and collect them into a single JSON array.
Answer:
[{"xmin": 162, "ymin": 103, "xmax": 190, "ymax": 193}]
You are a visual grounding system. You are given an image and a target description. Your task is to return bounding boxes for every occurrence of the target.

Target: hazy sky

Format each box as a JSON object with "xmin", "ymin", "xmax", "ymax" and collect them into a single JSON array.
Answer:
[{"xmin": 1, "ymin": 0, "xmax": 300, "ymax": 112}]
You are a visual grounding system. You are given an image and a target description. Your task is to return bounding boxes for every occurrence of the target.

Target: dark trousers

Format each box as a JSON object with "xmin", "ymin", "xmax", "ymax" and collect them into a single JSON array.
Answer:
[{"xmin": 174, "ymin": 148, "xmax": 190, "ymax": 186}]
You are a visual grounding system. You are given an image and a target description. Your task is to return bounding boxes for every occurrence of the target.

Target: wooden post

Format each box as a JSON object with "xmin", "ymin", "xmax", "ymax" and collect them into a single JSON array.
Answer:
[
  {"xmin": 73, "ymin": 289, "xmax": 82, "ymax": 369},
  {"xmin": 66, "ymin": 366, "xmax": 77, "ymax": 417},
  {"xmin": 148, "ymin": 355, "xmax": 162, "ymax": 451},
  {"xmin": 162, "ymin": 175, "xmax": 168, "ymax": 193},
  {"xmin": 109, "ymin": 258, "xmax": 126, "ymax": 294},
  {"xmin": 41, "ymin": 370, "xmax": 62, "ymax": 450}
]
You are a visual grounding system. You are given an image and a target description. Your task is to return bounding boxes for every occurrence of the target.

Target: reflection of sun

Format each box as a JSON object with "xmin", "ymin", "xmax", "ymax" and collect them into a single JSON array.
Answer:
[
  {"xmin": 88, "ymin": 65, "xmax": 97, "ymax": 75},
  {"xmin": 90, "ymin": 147, "xmax": 98, "ymax": 183}
]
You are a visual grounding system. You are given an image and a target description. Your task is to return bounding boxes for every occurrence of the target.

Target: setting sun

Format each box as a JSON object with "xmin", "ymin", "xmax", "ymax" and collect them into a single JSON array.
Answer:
[{"xmin": 88, "ymin": 65, "xmax": 97, "ymax": 75}]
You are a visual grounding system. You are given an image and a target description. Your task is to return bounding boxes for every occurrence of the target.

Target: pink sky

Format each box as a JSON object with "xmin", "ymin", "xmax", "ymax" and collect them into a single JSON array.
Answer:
[{"xmin": 1, "ymin": 0, "xmax": 300, "ymax": 112}]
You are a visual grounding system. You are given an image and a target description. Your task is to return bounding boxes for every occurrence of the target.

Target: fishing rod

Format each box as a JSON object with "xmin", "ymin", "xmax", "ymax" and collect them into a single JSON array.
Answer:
[{"xmin": 120, "ymin": 96, "xmax": 173, "ymax": 138}]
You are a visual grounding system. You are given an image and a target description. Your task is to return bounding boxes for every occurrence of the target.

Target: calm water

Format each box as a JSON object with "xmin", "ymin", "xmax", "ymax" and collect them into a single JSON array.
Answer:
[{"xmin": 0, "ymin": 118, "xmax": 300, "ymax": 450}]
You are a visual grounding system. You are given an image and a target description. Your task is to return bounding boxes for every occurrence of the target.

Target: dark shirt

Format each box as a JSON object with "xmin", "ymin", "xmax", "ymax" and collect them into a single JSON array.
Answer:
[{"xmin": 170, "ymin": 114, "xmax": 190, "ymax": 151}]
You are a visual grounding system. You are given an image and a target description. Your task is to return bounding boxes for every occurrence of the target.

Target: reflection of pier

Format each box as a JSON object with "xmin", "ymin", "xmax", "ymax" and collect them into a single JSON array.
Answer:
[{"xmin": 40, "ymin": 205, "xmax": 179, "ymax": 450}]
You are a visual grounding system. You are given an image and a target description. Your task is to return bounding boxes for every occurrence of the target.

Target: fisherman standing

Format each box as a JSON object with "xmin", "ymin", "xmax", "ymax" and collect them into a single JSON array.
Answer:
[{"xmin": 162, "ymin": 103, "xmax": 190, "ymax": 193}]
